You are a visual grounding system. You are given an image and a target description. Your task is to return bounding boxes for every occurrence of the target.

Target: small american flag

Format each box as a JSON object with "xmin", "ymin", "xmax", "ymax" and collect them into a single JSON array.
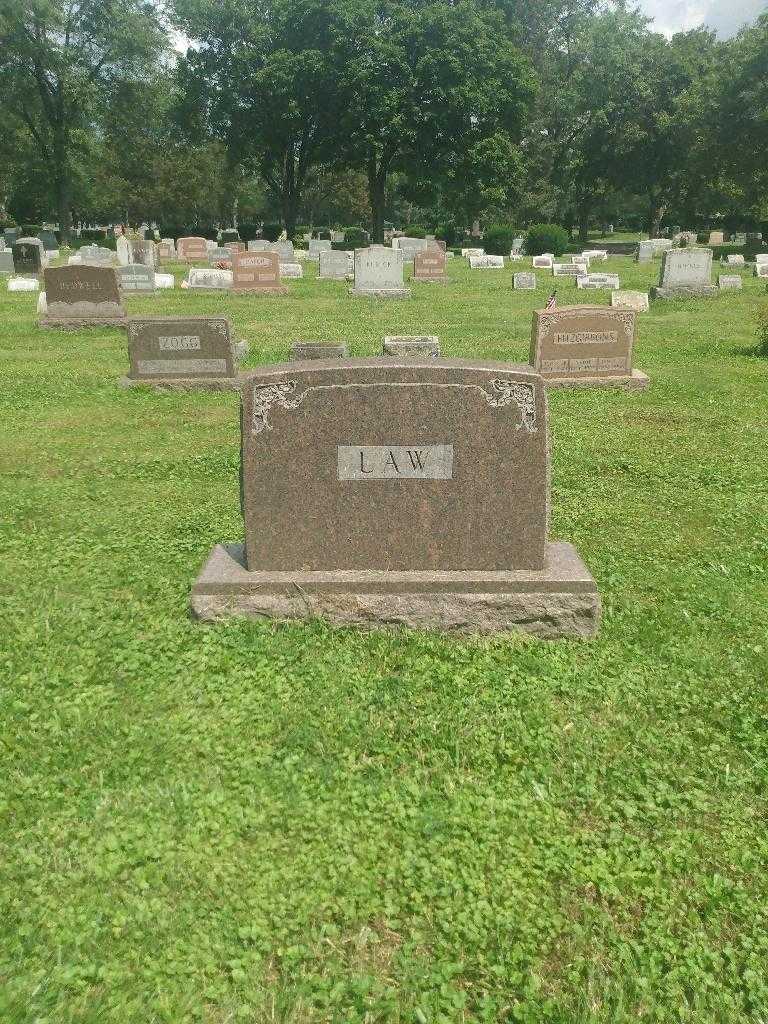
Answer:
[{"xmin": 545, "ymin": 290, "xmax": 557, "ymax": 309}]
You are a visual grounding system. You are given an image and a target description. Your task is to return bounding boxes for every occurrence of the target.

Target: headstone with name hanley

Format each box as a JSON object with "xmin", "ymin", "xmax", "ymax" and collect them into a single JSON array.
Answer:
[
  {"xmin": 350, "ymin": 248, "xmax": 410, "ymax": 298},
  {"xmin": 532, "ymin": 255, "xmax": 553, "ymax": 270},
  {"xmin": 636, "ymin": 240, "xmax": 654, "ymax": 263},
  {"xmin": 122, "ymin": 316, "xmax": 240, "ymax": 391},
  {"xmin": 469, "ymin": 254, "xmax": 504, "ymax": 269},
  {"xmin": 530, "ymin": 305, "xmax": 649, "ymax": 391},
  {"xmin": 232, "ymin": 250, "xmax": 288, "ymax": 294},
  {"xmin": 177, "ymin": 236, "xmax": 209, "ymax": 261},
  {"xmin": 382, "ymin": 336, "xmax": 440, "ymax": 358},
  {"xmin": 0, "ymin": 251, "xmax": 14, "ymax": 274},
  {"xmin": 291, "ymin": 341, "xmax": 349, "ymax": 360},
  {"xmin": 651, "ymin": 248, "xmax": 716, "ymax": 299},
  {"xmin": 39, "ymin": 265, "xmax": 126, "ymax": 328},
  {"xmin": 308, "ymin": 239, "xmax": 332, "ymax": 260},
  {"xmin": 318, "ymin": 249, "xmax": 352, "ymax": 280},
  {"xmin": 11, "ymin": 240, "xmax": 43, "ymax": 276},
  {"xmin": 611, "ymin": 290, "xmax": 650, "ymax": 313},
  {"xmin": 412, "ymin": 249, "xmax": 447, "ymax": 283},
  {"xmin": 514, "ymin": 272, "xmax": 537, "ymax": 290},
  {"xmin": 191, "ymin": 358, "xmax": 601, "ymax": 637},
  {"xmin": 117, "ymin": 263, "xmax": 156, "ymax": 292},
  {"xmin": 718, "ymin": 275, "xmax": 742, "ymax": 291}
]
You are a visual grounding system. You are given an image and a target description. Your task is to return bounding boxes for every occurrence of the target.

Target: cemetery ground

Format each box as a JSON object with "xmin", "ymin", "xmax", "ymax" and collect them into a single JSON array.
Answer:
[{"xmin": 1, "ymin": 255, "xmax": 767, "ymax": 1024}]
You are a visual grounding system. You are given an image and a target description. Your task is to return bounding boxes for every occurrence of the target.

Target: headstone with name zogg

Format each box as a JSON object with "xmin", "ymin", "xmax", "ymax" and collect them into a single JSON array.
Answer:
[{"xmin": 122, "ymin": 316, "xmax": 240, "ymax": 390}]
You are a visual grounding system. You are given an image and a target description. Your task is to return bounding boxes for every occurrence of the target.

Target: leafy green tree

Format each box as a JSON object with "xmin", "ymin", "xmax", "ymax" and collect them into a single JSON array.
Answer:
[{"xmin": 0, "ymin": 0, "xmax": 166, "ymax": 241}]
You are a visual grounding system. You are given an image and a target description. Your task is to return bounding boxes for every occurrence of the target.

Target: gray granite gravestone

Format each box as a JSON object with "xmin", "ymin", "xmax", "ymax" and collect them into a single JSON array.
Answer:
[
  {"xmin": 318, "ymin": 250, "xmax": 351, "ymax": 280},
  {"xmin": 651, "ymin": 248, "xmax": 716, "ymax": 299},
  {"xmin": 118, "ymin": 264, "xmax": 156, "ymax": 292},
  {"xmin": 191, "ymin": 358, "xmax": 600, "ymax": 637},
  {"xmin": 11, "ymin": 240, "xmax": 43, "ymax": 276},
  {"xmin": 514, "ymin": 272, "xmax": 536, "ymax": 290},
  {"xmin": 718, "ymin": 275, "xmax": 742, "ymax": 291},
  {"xmin": 382, "ymin": 336, "xmax": 441, "ymax": 358},
  {"xmin": 0, "ymin": 251, "xmax": 14, "ymax": 274},
  {"xmin": 350, "ymin": 248, "xmax": 410, "ymax": 298}
]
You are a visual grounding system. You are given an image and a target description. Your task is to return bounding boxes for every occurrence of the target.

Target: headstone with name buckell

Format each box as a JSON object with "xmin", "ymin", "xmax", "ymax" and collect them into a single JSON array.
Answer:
[
  {"xmin": 121, "ymin": 316, "xmax": 241, "ymax": 391},
  {"xmin": 39, "ymin": 265, "xmax": 126, "ymax": 328},
  {"xmin": 350, "ymin": 247, "xmax": 410, "ymax": 298},
  {"xmin": 191, "ymin": 357, "xmax": 601, "ymax": 637},
  {"xmin": 530, "ymin": 304, "xmax": 649, "ymax": 391}
]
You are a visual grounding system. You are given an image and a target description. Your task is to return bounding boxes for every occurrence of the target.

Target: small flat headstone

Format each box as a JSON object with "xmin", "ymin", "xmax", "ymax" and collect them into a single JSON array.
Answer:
[
  {"xmin": 382, "ymin": 336, "xmax": 440, "ymax": 358},
  {"xmin": 291, "ymin": 341, "xmax": 349, "ymax": 360},
  {"xmin": 155, "ymin": 273, "xmax": 175, "ymax": 289},
  {"xmin": 577, "ymin": 273, "xmax": 620, "ymax": 290},
  {"xmin": 532, "ymin": 255, "xmax": 553, "ymax": 270},
  {"xmin": 469, "ymin": 254, "xmax": 504, "ymax": 269},
  {"xmin": 461, "ymin": 248, "xmax": 484, "ymax": 258},
  {"xmin": 8, "ymin": 277, "xmax": 40, "ymax": 291},
  {"xmin": 726, "ymin": 254, "xmax": 745, "ymax": 266},
  {"xmin": 186, "ymin": 268, "xmax": 233, "ymax": 290},
  {"xmin": 611, "ymin": 290, "xmax": 649, "ymax": 312},
  {"xmin": 125, "ymin": 316, "xmax": 238, "ymax": 386},
  {"xmin": 718, "ymin": 275, "xmax": 742, "ymax": 290},
  {"xmin": 514, "ymin": 272, "xmax": 536, "ymax": 290},
  {"xmin": 412, "ymin": 250, "xmax": 447, "ymax": 282},
  {"xmin": 553, "ymin": 263, "xmax": 586, "ymax": 278},
  {"xmin": 279, "ymin": 262, "xmax": 303, "ymax": 278}
]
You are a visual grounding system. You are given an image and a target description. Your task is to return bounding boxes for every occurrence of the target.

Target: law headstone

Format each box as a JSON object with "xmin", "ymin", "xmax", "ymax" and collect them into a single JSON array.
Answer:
[
  {"xmin": 350, "ymin": 248, "xmax": 410, "ymax": 298},
  {"xmin": 514, "ymin": 272, "xmax": 537, "ymax": 290},
  {"xmin": 122, "ymin": 316, "xmax": 239, "ymax": 390},
  {"xmin": 291, "ymin": 341, "xmax": 349, "ymax": 360},
  {"xmin": 530, "ymin": 304, "xmax": 648, "ymax": 390},
  {"xmin": 191, "ymin": 358, "xmax": 600, "ymax": 637},
  {"xmin": 651, "ymin": 248, "xmax": 716, "ymax": 299},
  {"xmin": 412, "ymin": 249, "xmax": 447, "ymax": 283},
  {"xmin": 231, "ymin": 250, "xmax": 288, "ymax": 294},
  {"xmin": 382, "ymin": 336, "xmax": 440, "ymax": 358},
  {"xmin": 177, "ymin": 236, "xmax": 209, "ymax": 261},
  {"xmin": 39, "ymin": 265, "xmax": 126, "ymax": 328},
  {"xmin": 118, "ymin": 263, "xmax": 156, "ymax": 292},
  {"xmin": 611, "ymin": 290, "xmax": 649, "ymax": 313},
  {"xmin": 318, "ymin": 249, "xmax": 352, "ymax": 280}
]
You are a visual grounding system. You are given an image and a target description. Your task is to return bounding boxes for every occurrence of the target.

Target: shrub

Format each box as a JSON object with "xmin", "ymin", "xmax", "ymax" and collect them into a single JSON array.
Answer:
[
  {"xmin": 483, "ymin": 224, "xmax": 517, "ymax": 256},
  {"xmin": 524, "ymin": 223, "xmax": 569, "ymax": 257},
  {"xmin": 406, "ymin": 225, "xmax": 426, "ymax": 238},
  {"xmin": 294, "ymin": 225, "xmax": 311, "ymax": 239},
  {"xmin": 757, "ymin": 310, "xmax": 768, "ymax": 358},
  {"xmin": 436, "ymin": 222, "xmax": 462, "ymax": 247},
  {"xmin": 221, "ymin": 228, "xmax": 240, "ymax": 243},
  {"xmin": 343, "ymin": 226, "xmax": 368, "ymax": 248},
  {"xmin": 238, "ymin": 223, "xmax": 259, "ymax": 242},
  {"xmin": 79, "ymin": 228, "xmax": 107, "ymax": 242},
  {"xmin": 697, "ymin": 232, "xmax": 709, "ymax": 244},
  {"xmin": 262, "ymin": 222, "xmax": 282, "ymax": 242}
]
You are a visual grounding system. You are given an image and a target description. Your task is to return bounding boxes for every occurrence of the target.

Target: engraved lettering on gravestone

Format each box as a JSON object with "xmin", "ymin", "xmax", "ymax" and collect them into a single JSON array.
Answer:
[
  {"xmin": 137, "ymin": 358, "xmax": 228, "ymax": 375},
  {"xmin": 553, "ymin": 331, "xmax": 618, "ymax": 345},
  {"xmin": 569, "ymin": 358, "xmax": 598, "ymax": 371},
  {"xmin": 158, "ymin": 335, "xmax": 201, "ymax": 351},
  {"xmin": 338, "ymin": 445, "xmax": 454, "ymax": 480}
]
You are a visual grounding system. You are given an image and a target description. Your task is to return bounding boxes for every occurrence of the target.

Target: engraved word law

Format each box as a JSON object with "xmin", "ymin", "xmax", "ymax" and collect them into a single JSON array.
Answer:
[{"xmin": 338, "ymin": 445, "xmax": 454, "ymax": 481}]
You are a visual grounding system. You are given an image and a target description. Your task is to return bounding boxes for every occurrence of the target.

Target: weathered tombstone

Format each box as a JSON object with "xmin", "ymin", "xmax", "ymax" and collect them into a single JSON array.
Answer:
[
  {"xmin": 39, "ymin": 265, "xmax": 126, "ymax": 328},
  {"xmin": 650, "ymin": 238, "xmax": 673, "ymax": 255},
  {"xmin": 122, "ymin": 316, "xmax": 240, "ymax": 390},
  {"xmin": 116, "ymin": 236, "xmax": 132, "ymax": 266},
  {"xmin": 514, "ymin": 272, "xmax": 537, "ymax": 290},
  {"xmin": 552, "ymin": 263, "xmax": 586, "ymax": 278},
  {"xmin": 530, "ymin": 304, "xmax": 648, "ymax": 390},
  {"xmin": 157, "ymin": 239, "xmax": 176, "ymax": 263},
  {"xmin": 754, "ymin": 263, "xmax": 768, "ymax": 279},
  {"xmin": 428, "ymin": 239, "xmax": 447, "ymax": 253},
  {"xmin": 155, "ymin": 273, "xmax": 175, "ymax": 289},
  {"xmin": 39, "ymin": 229, "xmax": 58, "ymax": 252},
  {"xmin": 636, "ymin": 240, "xmax": 654, "ymax": 263},
  {"xmin": 191, "ymin": 358, "xmax": 601, "ymax": 637},
  {"xmin": 726, "ymin": 254, "xmax": 745, "ymax": 266},
  {"xmin": 232, "ymin": 250, "xmax": 288, "ymax": 294},
  {"xmin": 308, "ymin": 239, "xmax": 332, "ymax": 260},
  {"xmin": 0, "ymin": 251, "xmax": 14, "ymax": 274},
  {"xmin": 4, "ymin": 228, "xmax": 19, "ymax": 247},
  {"xmin": 382, "ymin": 336, "xmax": 440, "ymax": 358},
  {"xmin": 247, "ymin": 240, "xmax": 271, "ymax": 252},
  {"xmin": 755, "ymin": 254, "xmax": 768, "ymax": 265},
  {"xmin": 651, "ymin": 248, "xmax": 716, "ymax": 299},
  {"xmin": 224, "ymin": 241, "xmax": 246, "ymax": 254},
  {"xmin": 512, "ymin": 236, "xmax": 524, "ymax": 253},
  {"xmin": 117, "ymin": 263, "xmax": 156, "ymax": 292},
  {"xmin": 208, "ymin": 247, "xmax": 233, "ymax": 266},
  {"xmin": 611, "ymin": 290, "xmax": 649, "ymax": 313},
  {"xmin": 532, "ymin": 255, "xmax": 553, "ymax": 270},
  {"xmin": 718, "ymin": 275, "xmax": 742, "ymax": 291},
  {"xmin": 274, "ymin": 241, "xmax": 294, "ymax": 262},
  {"xmin": 570, "ymin": 255, "xmax": 590, "ymax": 269},
  {"xmin": 350, "ymin": 248, "xmax": 410, "ymax": 298},
  {"xmin": 12, "ymin": 240, "xmax": 43, "ymax": 276},
  {"xmin": 577, "ymin": 273, "xmax": 620, "ymax": 290},
  {"xmin": 79, "ymin": 244, "xmax": 115, "ymax": 266},
  {"xmin": 469, "ymin": 254, "xmax": 504, "ymax": 269},
  {"xmin": 8, "ymin": 277, "xmax": 39, "ymax": 292},
  {"xmin": 186, "ymin": 268, "xmax": 233, "ymax": 290},
  {"xmin": 397, "ymin": 237, "xmax": 428, "ymax": 261},
  {"xmin": 318, "ymin": 249, "xmax": 352, "ymax": 280},
  {"xmin": 461, "ymin": 247, "xmax": 484, "ymax": 258},
  {"xmin": 412, "ymin": 249, "xmax": 447, "ymax": 283},
  {"xmin": 583, "ymin": 249, "xmax": 608, "ymax": 262},
  {"xmin": 291, "ymin": 341, "xmax": 349, "ymax": 360},
  {"xmin": 177, "ymin": 236, "xmax": 209, "ymax": 261},
  {"xmin": 131, "ymin": 239, "xmax": 156, "ymax": 268},
  {"xmin": 708, "ymin": 230, "xmax": 725, "ymax": 246},
  {"xmin": 279, "ymin": 262, "xmax": 303, "ymax": 278}
]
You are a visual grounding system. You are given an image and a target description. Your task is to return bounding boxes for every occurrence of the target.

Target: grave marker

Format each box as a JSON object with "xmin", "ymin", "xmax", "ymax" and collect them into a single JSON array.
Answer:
[
  {"xmin": 651, "ymin": 248, "xmax": 716, "ymax": 299},
  {"xmin": 350, "ymin": 248, "xmax": 410, "ymax": 298},
  {"xmin": 123, "ymin": 316, "xmax": 239, "ymax": 390},
  {"xmin": 412, "ymin": 249, "xmax": 447, "ymax": 283},
  {"xmin": 118, "ymin": 264, "xmax": 156, "ymax": 292},
  {"xmin": 718, "ymin": 275, "xmax": 742, "ymax": 291},
  {"xmin": 318, "ymin": 250, "xmax": 352, "ymax": 280},
  {"xmin": 382, "ymin": 336, "xmax": 440, "ymax": 358},
  {"xmin": 11, "ymin": 240, "xmax": 43, "ymax": 276},
  {"xmin": 232, "ymin": 250, "xmax": 288, "ymax": 294},
  {"xmin": 514, "ymin": 272, "xmax": 536, "ymax": 290},
  {"xmin": 39, "ymin": 265, "xmax": 126, "ymax": 328},
  {"xmin": 177, "ymin": 236, "xmax": 209, "ymax": 261},
  {"xmin": 291, "ymin": 342, "xmax": 349, "ymax": 360},
  {"xmin": 611, "ymin": 290, "xmax": 649, "ymax": 313},
  {"xmin": 469, "ymin": 255, "xmax": 504, "ymax": 269}
]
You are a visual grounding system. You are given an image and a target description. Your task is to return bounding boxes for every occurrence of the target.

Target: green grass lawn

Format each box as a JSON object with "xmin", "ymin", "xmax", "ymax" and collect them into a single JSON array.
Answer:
[{"xmin": 1, "ymin": 255, "xmax": 767, "ymax": 1023}]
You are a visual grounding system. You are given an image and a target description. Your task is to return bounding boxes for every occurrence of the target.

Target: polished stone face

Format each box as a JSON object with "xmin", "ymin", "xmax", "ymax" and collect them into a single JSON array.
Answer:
[
  {"xmin": 412, "ymin": 250, "xmax": 446, "ymax": 281},
  {"xmin": 44, "ymin": 265, "xmax": 124, "ymax": 317},
  {"xmin": 231, "ymin": 250, "xmax": 284, "ymax": 292},
  {"xmin": 117, "ymin": 264, "xmax": 156, "ymax": 291},
  {"xmin": 530, "ymin": 305, "xmax": 636, "ymax": 379},
  {"xmin": 11, "ymin": 241, "xmax": 42, "ymax": 275},
  {"xmin": 318, "ymin": 250, "xmax": 350, "ymax": 279},
  {"xmin": 176, "ymin": 236, "xmax": 209, "ymax": 260},
  {"xmin": 240, "ymin": 359, "xmax": 549, "ymax": 573},
  {"xmin": 126, "ymin": 316, "xmax": 236, "ymax": 379}
]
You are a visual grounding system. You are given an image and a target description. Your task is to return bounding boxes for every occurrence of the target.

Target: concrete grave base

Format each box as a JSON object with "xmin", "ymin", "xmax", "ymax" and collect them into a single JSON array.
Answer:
[
  {"xmin": 348, "ymin": 287, "xmax": 412, "ymax": 299},
  {"xmin": 650, "ymin": 285, "xmax": 718, "ymax": 300},
  {"xmin": 543, "ymin": 369, "xmax": 650, "ymax": 391},
  {"xmin": 190, "ymin": 541, "xmax": 601, "ymax": 639},
  {"xmin": 119, "ymin": 374, "xmax": 246, "ymax": 393},
  {"xmin": 39, "ymin": 316, "xmax": 127, "ymax": 329}
]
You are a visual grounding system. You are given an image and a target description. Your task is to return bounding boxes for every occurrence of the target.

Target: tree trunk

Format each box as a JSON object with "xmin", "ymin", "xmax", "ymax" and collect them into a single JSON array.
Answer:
[
  {"xmin": 367, "ymin": 154, "xmax": 387, "ymax": 243},
  {"xmin": 578, "ymin": 201, "xmax": 591, "ymax": 245},
  {"xmin": 53, "ymin": 127, "xmax": 72, "ymax": 245},
  {"xmin": 648, "ymin": 198, "xmax": 666, "ymax": 238}
]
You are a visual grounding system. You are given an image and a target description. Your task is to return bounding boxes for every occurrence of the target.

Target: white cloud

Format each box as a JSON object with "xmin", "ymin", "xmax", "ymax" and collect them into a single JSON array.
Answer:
[{"xmin": 637, "ymin": 0, "xmax": 766, "ymax": 37}]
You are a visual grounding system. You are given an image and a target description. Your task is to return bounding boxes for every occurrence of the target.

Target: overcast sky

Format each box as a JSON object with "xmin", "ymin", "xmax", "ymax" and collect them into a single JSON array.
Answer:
[{"xmin": 637, "ymin": 0, "xmax": 766, "ymax": 38}]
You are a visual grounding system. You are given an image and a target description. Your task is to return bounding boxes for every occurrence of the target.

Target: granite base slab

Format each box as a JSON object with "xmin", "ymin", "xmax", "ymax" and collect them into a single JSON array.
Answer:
[
  {"xmin": 348, "ymin": 287, "xmax": 412, "ymax": 299},
  {"xmin": 119, "ymin": 374, "xmax": 246, "ymax": 393},
  {"xmin": 650, "ymin": 285, "xmax": 718, "ymax": 299},
  {"xmin": 190, "ymin": 541, "xmax": 601, "ymax": 638},
  {"xmin": 39, "ymin": 316, "xmax": 128, "ymax": 329},
  {"xmin": 543, "ymin": 369, "xmax": 650, "ymax": 391}
]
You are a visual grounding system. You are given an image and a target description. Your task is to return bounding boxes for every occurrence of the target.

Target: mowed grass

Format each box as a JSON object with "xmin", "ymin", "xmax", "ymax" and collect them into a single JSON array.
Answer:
[{"xmin": 1, "ymin": 254, "xmax": 767, "ymax": 1023}]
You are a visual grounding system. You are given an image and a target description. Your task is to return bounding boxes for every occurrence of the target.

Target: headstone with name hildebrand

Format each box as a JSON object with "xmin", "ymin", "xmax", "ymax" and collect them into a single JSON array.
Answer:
[
  {"xmin": 232, "ymin": 250, "xmax": 288, "ymax": 294},
  {"xmin": 122, "ymin": 316, "xmax": 240, "ymax": 391},
  {"xmin": 350, "ymin": 248, "xmax": 410, "ymax": 298},
  {"xmin": 39, "ymin": 265, "xmax": 126, "ymax": 328},
  {"xmin": 412, "ymin": 249, "xmax": 447, "ymax": 283},
  {"xmin": 718, "ymin": 275, "xmax": 742, "ymax": 291},
  {"xmin": 611, "ymin": 290, "xmax": 650, "ymax": 313},
  {"xmin": 191, "ymin": 358, "xmax": 600, "ymax": 637},
  {"xmin": 118, "ymin": 263, "xmax": 156, "ymax": 292},
  {"xmin": 469, "ymin": 254, "xmax": 504, "ymax": 269},
  {"xmin": 177, "ymin": 236, "xmax": 209, "ymax": 261},
  {"xmin": 0, "ymin": 251, "xmax": 14, "ymax": 274},
  {"xmin": 651, "ymin": 248, "xmax": 716, "ymax": 299},
  {"xmin": 382, "ymin": 336, "xmax": 440, "ymax": 358},
  {"xmin": 318, "ymin": 249, "xmax": 352, "ymax": 279},
  {"xmin": 291, "ymin": 341, "xmax": 349, "ymax": 360},
  {"xmin": 514, "ymin": 272, "xmax": 537, "ymax": 290},
  {"xmin": 12, "ymin": 240, "xmax": 43, "ymax": 276},
  {"xmin": 530, "ymin": 305, "xmax": 649, "ymax": 390},
  {"xmin": 186, "ymin": 268, "xmax": 233, "ymax": 290}
]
